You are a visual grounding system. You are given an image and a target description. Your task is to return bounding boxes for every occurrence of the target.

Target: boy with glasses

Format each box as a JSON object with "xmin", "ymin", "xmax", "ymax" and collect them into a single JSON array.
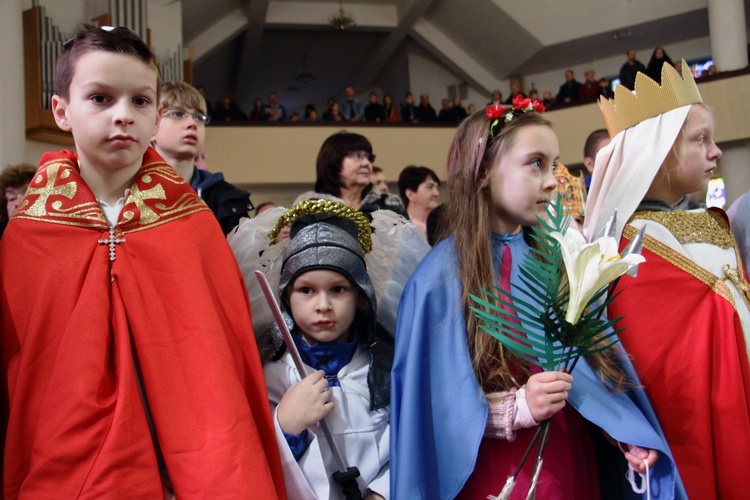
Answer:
[
  {"xmin": 152, "ymin": 81, "xmax": 253, "ymax": 235},
  {"xmin": 0, "ymin": 25, "xmax": 284, "ymax": 498}
]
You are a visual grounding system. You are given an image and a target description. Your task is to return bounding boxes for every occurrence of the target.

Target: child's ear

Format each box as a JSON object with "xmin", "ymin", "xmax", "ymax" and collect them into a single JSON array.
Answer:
[
  {"xmin": 152, "ymin": 105, "xmax": 163, "ymax": 137},
  {"xmin": 51, "ymin": 95, "xmax": 71, "ymax": 132}
]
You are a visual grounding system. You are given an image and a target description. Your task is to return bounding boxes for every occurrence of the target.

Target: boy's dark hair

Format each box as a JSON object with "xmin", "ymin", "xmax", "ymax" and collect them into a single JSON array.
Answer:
[
  {"xmin": 56, "ymin": 25, "xmax": 160, "ymax": 101},
  {"xmin": 397, "ymin": 165, "xmax": 440, "ymax": 208},
  {"xmin": 584, "ymin": 129, "xmax": 610, "ymax": 159}
]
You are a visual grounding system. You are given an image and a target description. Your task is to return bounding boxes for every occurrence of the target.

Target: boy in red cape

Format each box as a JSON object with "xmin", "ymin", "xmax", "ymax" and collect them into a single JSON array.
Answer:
[{"xmin": 0, "ymin": 25, "xmax": 285, "ymax": 498}]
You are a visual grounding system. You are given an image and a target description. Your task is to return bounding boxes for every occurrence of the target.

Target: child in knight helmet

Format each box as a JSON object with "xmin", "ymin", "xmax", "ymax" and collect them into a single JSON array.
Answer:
[
  {"xmin": 585, "ymin": 61, "xmax": 750, "ymax": 500},
  {"xmin": 262, "ymin": 200, "xmax": 392, "ymax": 499},
  {"xmin": 390, "ymin": 100, "xmax": 681, "ymax": 498}
]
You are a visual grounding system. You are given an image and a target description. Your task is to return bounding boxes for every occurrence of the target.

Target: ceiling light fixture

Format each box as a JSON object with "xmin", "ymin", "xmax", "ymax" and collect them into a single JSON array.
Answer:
[
  {"xmin": 329, "ymin": 0, "xmax": 355, "ymax": 31},
  {"xmin": 295, "ymin": 53, "xmax": 316, "ymax": 84}
]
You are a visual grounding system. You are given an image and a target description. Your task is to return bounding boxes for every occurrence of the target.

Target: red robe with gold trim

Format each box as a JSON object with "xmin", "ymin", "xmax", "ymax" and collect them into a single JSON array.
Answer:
[
  {"xmin": 612, "ymin": 212, "xmax": 750, "ymax": 500},
  {"xmin": 0, "ymin": 149, "xmax": 285, "ymax": 498}
]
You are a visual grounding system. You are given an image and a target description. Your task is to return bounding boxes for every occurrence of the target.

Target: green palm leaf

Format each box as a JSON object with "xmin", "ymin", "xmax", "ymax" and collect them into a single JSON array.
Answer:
[{"xmin": 470, "ymin": 194, "xmax": 623, "ymax": 372}]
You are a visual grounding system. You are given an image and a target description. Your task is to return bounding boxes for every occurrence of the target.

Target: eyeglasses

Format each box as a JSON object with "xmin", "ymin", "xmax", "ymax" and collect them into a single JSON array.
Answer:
[
  {"xmin": 163, "ymin": 109, "xmax": 211, "ymax": 125},
  {"xmin": 63, "ymin": 26, "xmax": 140, "ymax": 50},
  {"xmin": 347, "ymin": 151, "xmax": 375, "ymax": 163}
]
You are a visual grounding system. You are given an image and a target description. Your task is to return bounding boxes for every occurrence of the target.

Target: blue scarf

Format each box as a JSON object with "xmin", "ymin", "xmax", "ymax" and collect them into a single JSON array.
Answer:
[{"xmin": 293, "ymin": 331, "xmax": 358, "ymax": 387}]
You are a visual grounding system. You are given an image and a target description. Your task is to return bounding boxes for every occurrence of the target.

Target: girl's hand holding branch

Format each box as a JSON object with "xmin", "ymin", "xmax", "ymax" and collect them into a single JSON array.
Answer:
[
  {"xmin": 525, "ymin": 371, "xmax": 573, "ymax": 422},
  {"xmin": 277, "ymin": 370, "xmax": 334, "ymax": 435}
]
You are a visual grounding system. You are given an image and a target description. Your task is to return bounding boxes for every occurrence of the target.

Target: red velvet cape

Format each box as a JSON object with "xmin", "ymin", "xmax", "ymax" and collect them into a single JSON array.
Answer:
[
  {"xmin": 0, "ymin": 149, "xmax": 285, "ymax": 498},
  {"xmin": 612, "ymin": 225, "xmax": 750, "ymax": 500}
]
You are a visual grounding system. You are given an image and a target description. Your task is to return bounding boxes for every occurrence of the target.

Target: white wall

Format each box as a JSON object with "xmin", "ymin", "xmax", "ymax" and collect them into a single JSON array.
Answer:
[
  {"xmin": 407, "ymin": 43, "xmax": 505, "ymax": 111},
  {"xmin": 1, "ymin": 0, "xmax": 185, "ymax": 168}
]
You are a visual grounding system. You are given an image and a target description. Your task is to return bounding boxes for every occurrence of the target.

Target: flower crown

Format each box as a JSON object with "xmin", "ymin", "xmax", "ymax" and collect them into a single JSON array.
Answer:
[{"xmin": 486, "ymin": 94, "xmax": 545, "ymax": 137}]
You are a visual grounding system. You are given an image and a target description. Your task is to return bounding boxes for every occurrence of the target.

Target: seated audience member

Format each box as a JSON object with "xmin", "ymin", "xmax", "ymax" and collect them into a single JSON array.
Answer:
[
  {"xmin": 582, "ymin": 128, "xmax": 611, "ymax": 190},
  {"xmin": 304, "ymin": 104, "xmax": 319, "ymax": 122},
  {"xmin": 556, "ymin": 69, "xmax": 581, "ymax": 104},
  {"xmin": 289, "ymin": 112, "xmax": 300, "ymax": 122},
  {"xmin": 618, "ymin": 49, "xmax": 646, "ymax": 90},
  {"xmin": 196, "ymin": 85, "xmax": 213, "ymax": 116},
  {"xmin": 340, "ymin": 85, "xmax": 365, "ymax": 122},
  {"xmin": 398, "ymin": 165, "xmax": 441, "ymax": 234},
  {"xmin": 542, "ymin": 90, "xmax": 555, "ymax": 108},
  {"xmin": 262, "ymin": 91, "xmax": 287, "ymax": 121},
  {"xmin": 152, "ymin": 82, "xmax": 254, "ymax": 235},
  {"xmin": 212, "ymin": 92, "xmax": 248, "ymax": 122},
  {"xmin": 255, "ymin": 202, "xmax": 277, "ymax": 216},
  {"xmin": 673, "ymin": 60, "xmax": 683, "ymax": 73},
  {"xmin": 401, "ymin": 92, "xmax": 419, "ymax": 123},
  {"xmin": 249, "ymin": 98, "xmax": 264, "ymax": 121},
  {"xmin": 371, "ymin": 166, "xmax": 389, "ymax": 194},
  {"xmin": 646, "ymin": 47, "xmax": 674, "ymax": 84},
  {"xmin": 451, "ymin": 95, "xmax": 468, "ymax": 122},
  {"xmin": 0, "ymin": 163, "xmax": 37, "ymax": 238},
  {"xmin": 503, "ymin": 81, "xmax": 525, "ymax": 104},
  {"xmin": 314, "ymin": 132, "xmax": 404, "ymax": 216},
  {"xmin": 579, "ymin": 69, "xmax": 599, "ymax": 100},
  {"xmin": 467, "ymin": 104, "xmax": 476, "ymax": 114},
  {"xmin": 417, "ymin": 94, "xmax": 438, "ymax": 122},
  {"xmin": 528, "ymin": 89, "xmax": 540, "ymax": 101},
  {"xmin": 383, "ymin": 94, "xmax": 399, "ymax": 122},
  {"xmin": 322, "ymin": 101, "xmax": 344, "ymax": 122},
  {"xmin": 437, "ymin": 98, "xmax": 453, "ymax": 122},
  {"xmin": 598, "ymin": 78, "xmax": 614, "ymax": 99},
  {"xmin": 365, "ymin": 91, "xmax": 387, "ymax": 122},
  {"xmin": 488, "ymin": 89, "xmax": 503, "ymax": 105}
]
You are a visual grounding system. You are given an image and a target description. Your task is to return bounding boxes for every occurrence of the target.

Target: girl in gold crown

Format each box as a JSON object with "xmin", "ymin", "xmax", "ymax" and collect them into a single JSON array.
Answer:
[{"xmin": 585, "ymin": 62, "xmax": 750, "ymax": 500}]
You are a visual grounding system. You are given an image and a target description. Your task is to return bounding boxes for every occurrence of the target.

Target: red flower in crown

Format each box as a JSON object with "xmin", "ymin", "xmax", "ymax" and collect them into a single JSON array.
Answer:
[
  {"xmin": 486, "ymin": 104, "xmax": 506, "ymax": 119},
  {"xmin": 512, "ymin": 94, "xmax": 532, "ymax": 110},
  {"xmin": 532, "ymin": 100, "xmax": 546, "ymax": 113}
]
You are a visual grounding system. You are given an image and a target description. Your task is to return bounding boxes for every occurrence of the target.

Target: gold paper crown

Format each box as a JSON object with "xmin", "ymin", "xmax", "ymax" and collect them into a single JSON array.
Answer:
[{"xmin": 599, "ymin": 60, "xmax": 702, "ymax": 137}]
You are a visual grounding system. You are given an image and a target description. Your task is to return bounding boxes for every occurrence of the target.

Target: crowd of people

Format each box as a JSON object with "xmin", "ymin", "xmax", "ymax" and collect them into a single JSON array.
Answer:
[
  {"xmin": 1, "ymin": 24, "xmax": 747, "ymax": 500},
  {"xmin": 204, "ymin": 48, "xmax": 723, "ymax": 128}
]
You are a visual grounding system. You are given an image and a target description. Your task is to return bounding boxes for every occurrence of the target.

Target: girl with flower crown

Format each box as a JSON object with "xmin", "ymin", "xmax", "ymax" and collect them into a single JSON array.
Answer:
[
  {"xmin": 390, "ymin": 97, "xmax": 681, "ymax": 499},
  {"xmin": 584, "ymin": 63, "xmax": 750, "ymax": 500}
]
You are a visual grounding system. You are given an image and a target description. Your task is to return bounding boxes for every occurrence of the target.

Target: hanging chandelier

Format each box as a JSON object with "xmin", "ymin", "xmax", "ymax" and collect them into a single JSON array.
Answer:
[
  {"xmin": 329, "ymin": 0, "xmax": 355, "ymax": 31},
  {"xmin": 295, "ymin": 54, "xmax": 316, "ymax": 84}
]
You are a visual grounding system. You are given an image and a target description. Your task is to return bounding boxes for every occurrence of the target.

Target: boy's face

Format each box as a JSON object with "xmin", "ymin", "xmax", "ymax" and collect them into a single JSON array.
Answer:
[
  {"xmin": 51, "ymin": 51, "xmax": 160, "ymax": 176},
  {"xmin": 152, "ymin": 105, "xmax": 206, "ymax": 163},
  {"xmin": 288, "ymin": 269, "xmax": 362, "ymax": 346}
]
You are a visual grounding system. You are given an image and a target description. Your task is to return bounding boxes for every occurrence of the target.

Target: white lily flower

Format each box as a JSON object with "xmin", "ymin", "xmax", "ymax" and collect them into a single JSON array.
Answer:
[{"xmin": 550, "ymin": 230, "xmax": 645, "ymax": 325}]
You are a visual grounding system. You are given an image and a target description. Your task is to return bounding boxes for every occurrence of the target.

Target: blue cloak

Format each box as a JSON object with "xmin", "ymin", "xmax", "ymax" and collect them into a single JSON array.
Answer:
[{"xmin": 390, "ymin": 233, "xmax": 685, "ymax": 499}]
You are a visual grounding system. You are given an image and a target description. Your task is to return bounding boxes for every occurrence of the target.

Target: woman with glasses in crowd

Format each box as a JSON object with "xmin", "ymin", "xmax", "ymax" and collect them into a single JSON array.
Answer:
[{"xmin": 313, "ymin": 132, "xmax": 404, "ymax": 217}]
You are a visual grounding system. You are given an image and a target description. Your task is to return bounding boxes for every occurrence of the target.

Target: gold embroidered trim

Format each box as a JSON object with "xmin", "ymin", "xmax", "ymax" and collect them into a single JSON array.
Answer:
[
  {"xmin": 14, "ymin": 159, "xmax": 209, "ymax": 233},
  {"xmin": 622, "ymin": 224, "xmax": 738, "ymax": 308},
  {"xmin": 630, "ymin": 210, "xmax": 735, "ymax": 248},
  {"xmin": 15, "ymin": 160, "xmax": 107, "ymax": 226}
]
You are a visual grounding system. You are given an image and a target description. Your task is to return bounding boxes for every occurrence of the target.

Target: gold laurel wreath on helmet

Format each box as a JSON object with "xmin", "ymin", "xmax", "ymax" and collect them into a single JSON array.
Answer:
[{"xmin": 269, "ymin": 198, "xmax": 373, "ymax": 253}]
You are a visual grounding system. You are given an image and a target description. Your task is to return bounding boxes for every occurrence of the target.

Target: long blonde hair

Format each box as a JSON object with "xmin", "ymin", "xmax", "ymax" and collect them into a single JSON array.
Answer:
[{"xmin": 441, "ymin": 110, "xmax": 626, "ymax": 392}]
